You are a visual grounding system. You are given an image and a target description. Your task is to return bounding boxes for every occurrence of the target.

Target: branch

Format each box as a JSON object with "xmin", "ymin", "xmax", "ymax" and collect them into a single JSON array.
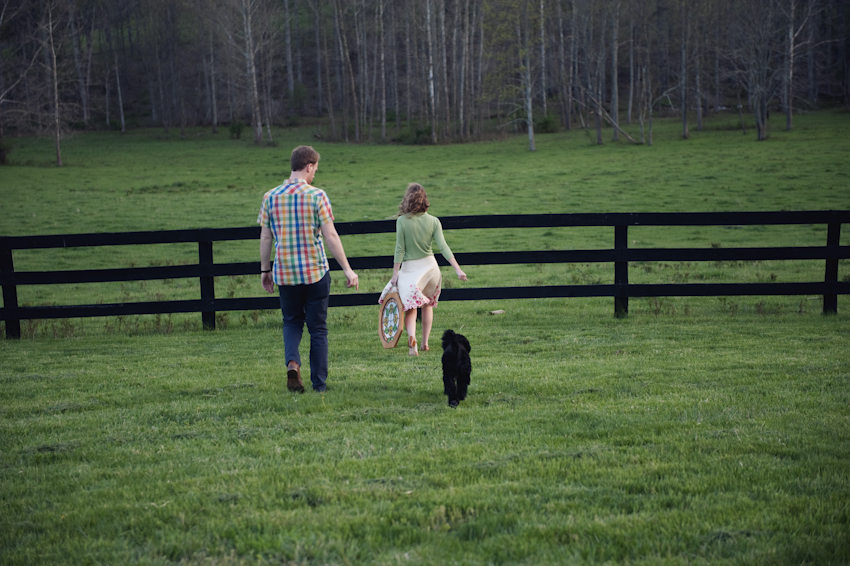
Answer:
[
  {"xmin": 583, "ymin": 89, "xmax": 641, "ymax": 144},
  {"xmin": 0, "ymin": 43, "xmax": 42, "ymax": 106}
]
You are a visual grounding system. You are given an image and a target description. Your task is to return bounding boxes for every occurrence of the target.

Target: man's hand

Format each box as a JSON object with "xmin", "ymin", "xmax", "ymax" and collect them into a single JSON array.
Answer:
[
  {"xmin": 344, "ymin": 269, "xmax": 359, "ymax": 290},
  {"xmin": 261, "ymin": 272, "xmax": 275, "ymax": 293},
  {"xmin": 321, "ymin": 222, "xmax": 359, "ymax": 291}
]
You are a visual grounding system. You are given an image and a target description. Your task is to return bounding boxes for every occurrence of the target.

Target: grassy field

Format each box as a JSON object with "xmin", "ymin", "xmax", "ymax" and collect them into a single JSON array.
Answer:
[
  {"xmin": 1, "ymin": 111, "xmax": 849, "ymax": 564},
  {"xmin": 1, "ymin": 110, "xmax": 849, "ymax": 335}
]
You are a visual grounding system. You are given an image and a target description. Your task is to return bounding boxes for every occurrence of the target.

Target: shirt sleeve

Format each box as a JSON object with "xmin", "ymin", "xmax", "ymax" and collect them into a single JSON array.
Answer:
[
  {"xmin": 393, "ymin": 217, "xmax": 406, "ymax": 264},
  {"xmin": 257, "ymin": 191, "xmax": 271, "ymax": 227},
  {"xmin": 316, "ymin": 191, "xmax": 334, "ymax": 226},
  {"xmin": 432, "ymin": 217, "xmax": 454, "ymax": 261}
]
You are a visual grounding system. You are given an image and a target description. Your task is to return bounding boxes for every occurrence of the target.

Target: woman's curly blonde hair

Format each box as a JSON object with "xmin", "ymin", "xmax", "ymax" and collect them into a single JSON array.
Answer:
[{"xmin": 397, "ymin": 183, "xmax": 430, "ymax": 217}]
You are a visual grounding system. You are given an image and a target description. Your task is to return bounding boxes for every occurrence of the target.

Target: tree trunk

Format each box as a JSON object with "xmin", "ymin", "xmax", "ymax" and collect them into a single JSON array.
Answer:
[
  {"xmin": 406, "ymin": 0, "xmax": 413, "ymax": 128},
  {"xmin": 477, "ymin": 0, "xmax": 485, "ymax": 137},
  {"xmin": 626, "ymin": 21, "xmax": 635, "ymax": 124},
  {"xmin": 209, "ymin": 32, "xmax": 219, "ymax": 133},
  {"xmin": 390, "ymin": 0, "xmax": 400, "ymax": 133},
  {"xmin": 557, "ymin": 0, "xmax": 568, "ymax": 128},
  {"xmin": 284, "ymin": 0, "xmax": 295, "ymax": 103},
  {"xmin": 807, "ymin": 4, "xmax": 815, "ymax": 104},
  {"xmin": 105, "ymin": 25, "xmax": 126, "ymax": 133},
  {"xmin": 156, "ymin": 43, "xmax": 168, "ymax": 133},
  {"xmin": 520, "ymin": 4, "xmax": 536, "ymax": 151},
  {"xmin": 540, "ymin": 0, "xmax": 547, "ymax": 116},
  {"xmin": 322, "ymin": 23, "xmax": 337, "ymax": 139},
  {"xmin": 785, "ymin": 0, "xmax": 795, "ymax": 131},
  {"xmin": 638, "ymin": 65, "xmax": 645, "ymax": 143},
  {"xmin": 714, "ymin": 16, "xmax": 720, "ymax": 114},
  {"xmin": 69, "ymin": 4, "xmax": 88, "ymax": 123},
  {"xmin": 440, "ymin": 0, "xmax": 450, "ymax": 138},
  {"xmin": 115, "ymin": 49, "xmax": 126, "ymax": 133},
  {"xmin": 314, "ymin": 1, "xmax": 322, "ymax": 117},
  {"xmin": 646, "ymin": 35, "xmax": 653, "ymax": 146},
  {"xmin": 262, "ymin": 49, "xmax": 273, "ymax": 142},
  {"xmin": 337, "ymin": 0, "xmax": 360, "ymax": 141},
  {"xmin": 380, "ymin": 0, "xmax": 387, "ymax": 141},
  {"xmin": 611, "ymin": 1, "xmax": 619, "ymax": 141},
  {"xmin": 647, "ymin": 65, "xmax": 653, "ymax": 146},
  {"xmin": 755, "ymin": 94, "xmax": 767, "ymax": 140},
  {"xmin": 333, "ymin": 0, "xmax": 348, "ymax": 141},
  {"xmin": 47, "ymin": 5, "xmax": 62, "ymax": 167},
  {"xmin": 294, "ymin": 0, "xmax": 302, "ymax": 84},
  {"xmin": 568, "ymin": 0, "xmax": 576, "ymax": 129},
  {"xmin": 459, "ymin": 0, "xmax": 469, "ymax": 138},
  {"xmin": 241, "ymin": 0, "xmax": 263, "ymax": 144},
  {"xmin": 695, "ymin": 31, "xmax": 702, "ymax": 131},
  {"xmin": 737, "ymin": 88, "xmax": 746, "ymax": 135},
  {"xmin": 354, "ymin": 4, "xmax": 367, "ymax": 140},
  {"xmin": 680, "ymin": 0, "xmax": 688, "ymax": 139},
  {"xmin": 426, "ymin": 0, "xmax": 438, "ymax": 143},
  {"xmin": 84, "ymin": 12, "xmax": 95, "ymax": 122}
]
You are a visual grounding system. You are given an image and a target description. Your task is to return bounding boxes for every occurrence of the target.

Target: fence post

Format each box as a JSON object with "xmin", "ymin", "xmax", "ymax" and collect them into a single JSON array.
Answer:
[
  {"xmin": 823, "ymin": 222, "xmax": 840, "ymax": 315},
  {"xmin": 1, "ymin": 245, "xmax": 21, "ymax": 339},
  {"xmin": 614, "ymin": 225, "xmax": 629, "ymax": 318},
  {"xmin": 199, "ymin": 240, "xmax": 216, "ymax": 329}
]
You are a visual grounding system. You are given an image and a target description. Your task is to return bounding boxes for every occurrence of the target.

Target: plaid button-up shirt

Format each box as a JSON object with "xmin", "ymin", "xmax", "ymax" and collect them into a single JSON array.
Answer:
[{"xmin": 258, "ymin": 179, "xmax": 334, "ymax": 286}]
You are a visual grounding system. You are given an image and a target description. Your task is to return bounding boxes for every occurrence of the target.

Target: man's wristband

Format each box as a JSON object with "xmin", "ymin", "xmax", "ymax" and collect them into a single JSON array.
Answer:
[{"xmin": 261, "ymin": 269, "xmax": 272, "ymax": 273}]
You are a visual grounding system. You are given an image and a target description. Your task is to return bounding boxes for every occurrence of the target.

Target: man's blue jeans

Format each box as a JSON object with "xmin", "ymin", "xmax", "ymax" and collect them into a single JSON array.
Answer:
[{"xmin": 278, "ymin": 272, "xmax": 330, "ymax": 391}]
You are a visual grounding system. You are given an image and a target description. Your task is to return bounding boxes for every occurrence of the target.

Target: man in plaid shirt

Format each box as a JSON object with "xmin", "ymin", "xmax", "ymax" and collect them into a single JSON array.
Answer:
[{"xmin": 259, "ymin": 146, "xmax": 358, "ymax": 393}]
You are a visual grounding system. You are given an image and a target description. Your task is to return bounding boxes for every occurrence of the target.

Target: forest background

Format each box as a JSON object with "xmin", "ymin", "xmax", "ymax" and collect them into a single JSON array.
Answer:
[{"xmin": 1, "ymin": 0, "xmax": 849, "ymax": 166}]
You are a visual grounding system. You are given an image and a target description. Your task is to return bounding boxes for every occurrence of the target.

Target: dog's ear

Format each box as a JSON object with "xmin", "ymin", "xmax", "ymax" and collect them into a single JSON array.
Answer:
[{"xmin": 459, "ymin": 334, "xmax": 471, "ymax": 352}]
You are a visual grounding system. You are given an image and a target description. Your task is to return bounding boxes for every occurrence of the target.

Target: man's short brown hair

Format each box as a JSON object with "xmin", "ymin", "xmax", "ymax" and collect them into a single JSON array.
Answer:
[{"xmin": 291, "ymin": 145, "xmax": 320, "ymax": 172}]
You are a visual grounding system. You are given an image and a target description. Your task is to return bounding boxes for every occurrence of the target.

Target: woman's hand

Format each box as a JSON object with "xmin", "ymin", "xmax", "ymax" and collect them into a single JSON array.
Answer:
[{"xmin": 448, "ymin": 258, "xmax": 467, "ymax": 282}]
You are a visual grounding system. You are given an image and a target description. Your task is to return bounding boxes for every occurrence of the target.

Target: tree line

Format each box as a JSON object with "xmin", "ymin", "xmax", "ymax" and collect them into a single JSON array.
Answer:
[{"xmin": 1, "ymin": 0, "xmax": 848, "ymax": 165}]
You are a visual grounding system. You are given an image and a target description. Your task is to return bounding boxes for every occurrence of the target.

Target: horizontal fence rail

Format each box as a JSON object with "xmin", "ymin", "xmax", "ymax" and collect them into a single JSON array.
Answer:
[{"xmin": 2, "ymin": 211, "xmax": 848, "ymax": 339}]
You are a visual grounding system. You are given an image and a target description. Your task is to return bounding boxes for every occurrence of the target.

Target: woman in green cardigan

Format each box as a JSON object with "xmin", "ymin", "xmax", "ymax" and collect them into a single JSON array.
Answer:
[{"xmin": 385, "ymin": 183, "xmax": 468, "ymax": 356}]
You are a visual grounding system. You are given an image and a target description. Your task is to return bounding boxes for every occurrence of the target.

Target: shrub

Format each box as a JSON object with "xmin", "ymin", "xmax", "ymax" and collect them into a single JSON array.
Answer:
[
  {"xmin": 395, "ymin": 123, "xmax": 434, "ymax": 145},
  {"xmin": 0, "ymin": 139, "xmax": 11, "ymax": 165},
  {"xmin": 229, "ymin": 122, "xmax": 245, "ymax": 139},
  {"xmin": 536, "ymin": 114, "xmax": 559, "ymax": 134}
]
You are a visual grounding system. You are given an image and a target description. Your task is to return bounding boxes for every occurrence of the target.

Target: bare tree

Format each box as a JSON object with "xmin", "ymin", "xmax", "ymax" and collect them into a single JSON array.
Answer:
[
  {"xmin": 781, "ymin": 0, "xmax": 815, "ymax": 130},
  {"xmin": 518, "ymin": 0, "xmax": 536, "ymax": 150},
  {"xmin": 37, "ymin": 1, "xmax": 69, "ymax": 166},
  {"xmin": 216, "ymin": 0, "xmax": 274, "ymax": 144},
  {"xmin": 728, "ymin": 0, "xmax": 783, "ymax": 140}
]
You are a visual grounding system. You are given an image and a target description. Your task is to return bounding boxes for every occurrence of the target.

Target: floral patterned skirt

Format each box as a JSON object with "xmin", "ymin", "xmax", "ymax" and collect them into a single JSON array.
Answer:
[{"xmin": 397, "ymin": 255, "xmax": 442, "ymax": 311}]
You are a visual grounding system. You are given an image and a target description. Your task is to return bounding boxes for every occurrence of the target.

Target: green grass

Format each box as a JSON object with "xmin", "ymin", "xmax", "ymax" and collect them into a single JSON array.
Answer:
[
  {"xmin": 1, "ymin": 111, "xmax": 850, "ymax": 564},
  {"xmin": 2, "ymin": 300, "xmax": 849, "ymax": 564}
]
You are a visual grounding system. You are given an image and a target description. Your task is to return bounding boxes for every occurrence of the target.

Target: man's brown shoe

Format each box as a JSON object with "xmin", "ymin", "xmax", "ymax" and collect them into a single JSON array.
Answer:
[{"xmin": 287, "ymin": 361, "xmax": 305, "ymax": 393}]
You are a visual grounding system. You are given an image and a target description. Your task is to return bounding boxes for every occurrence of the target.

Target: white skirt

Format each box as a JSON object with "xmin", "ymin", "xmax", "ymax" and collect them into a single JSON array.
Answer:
[{"xmin": 378, "ymin": 255, "xmax": 442, "ymax": 311}]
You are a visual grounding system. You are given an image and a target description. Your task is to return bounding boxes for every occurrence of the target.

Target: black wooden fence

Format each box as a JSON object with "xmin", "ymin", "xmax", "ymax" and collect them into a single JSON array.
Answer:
[{"xmin": 2, "ymin": 211, "xmax": 848, "ymax": 339}]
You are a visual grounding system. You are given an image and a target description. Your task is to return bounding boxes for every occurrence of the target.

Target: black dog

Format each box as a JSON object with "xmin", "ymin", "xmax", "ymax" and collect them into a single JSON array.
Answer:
[{"xmin": 441, "ymin": 329, "xmax": 471, "ymax": 408}]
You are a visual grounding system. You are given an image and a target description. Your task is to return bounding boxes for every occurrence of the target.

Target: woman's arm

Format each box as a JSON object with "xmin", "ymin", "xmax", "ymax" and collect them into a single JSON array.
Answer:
[
  {"xmin": 391, "ymin": 217, "xmax": 405, "ymax": 286},
  {"xmin": 448, "ymin": 257, "xmax": 467, "ymax": 281}
]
